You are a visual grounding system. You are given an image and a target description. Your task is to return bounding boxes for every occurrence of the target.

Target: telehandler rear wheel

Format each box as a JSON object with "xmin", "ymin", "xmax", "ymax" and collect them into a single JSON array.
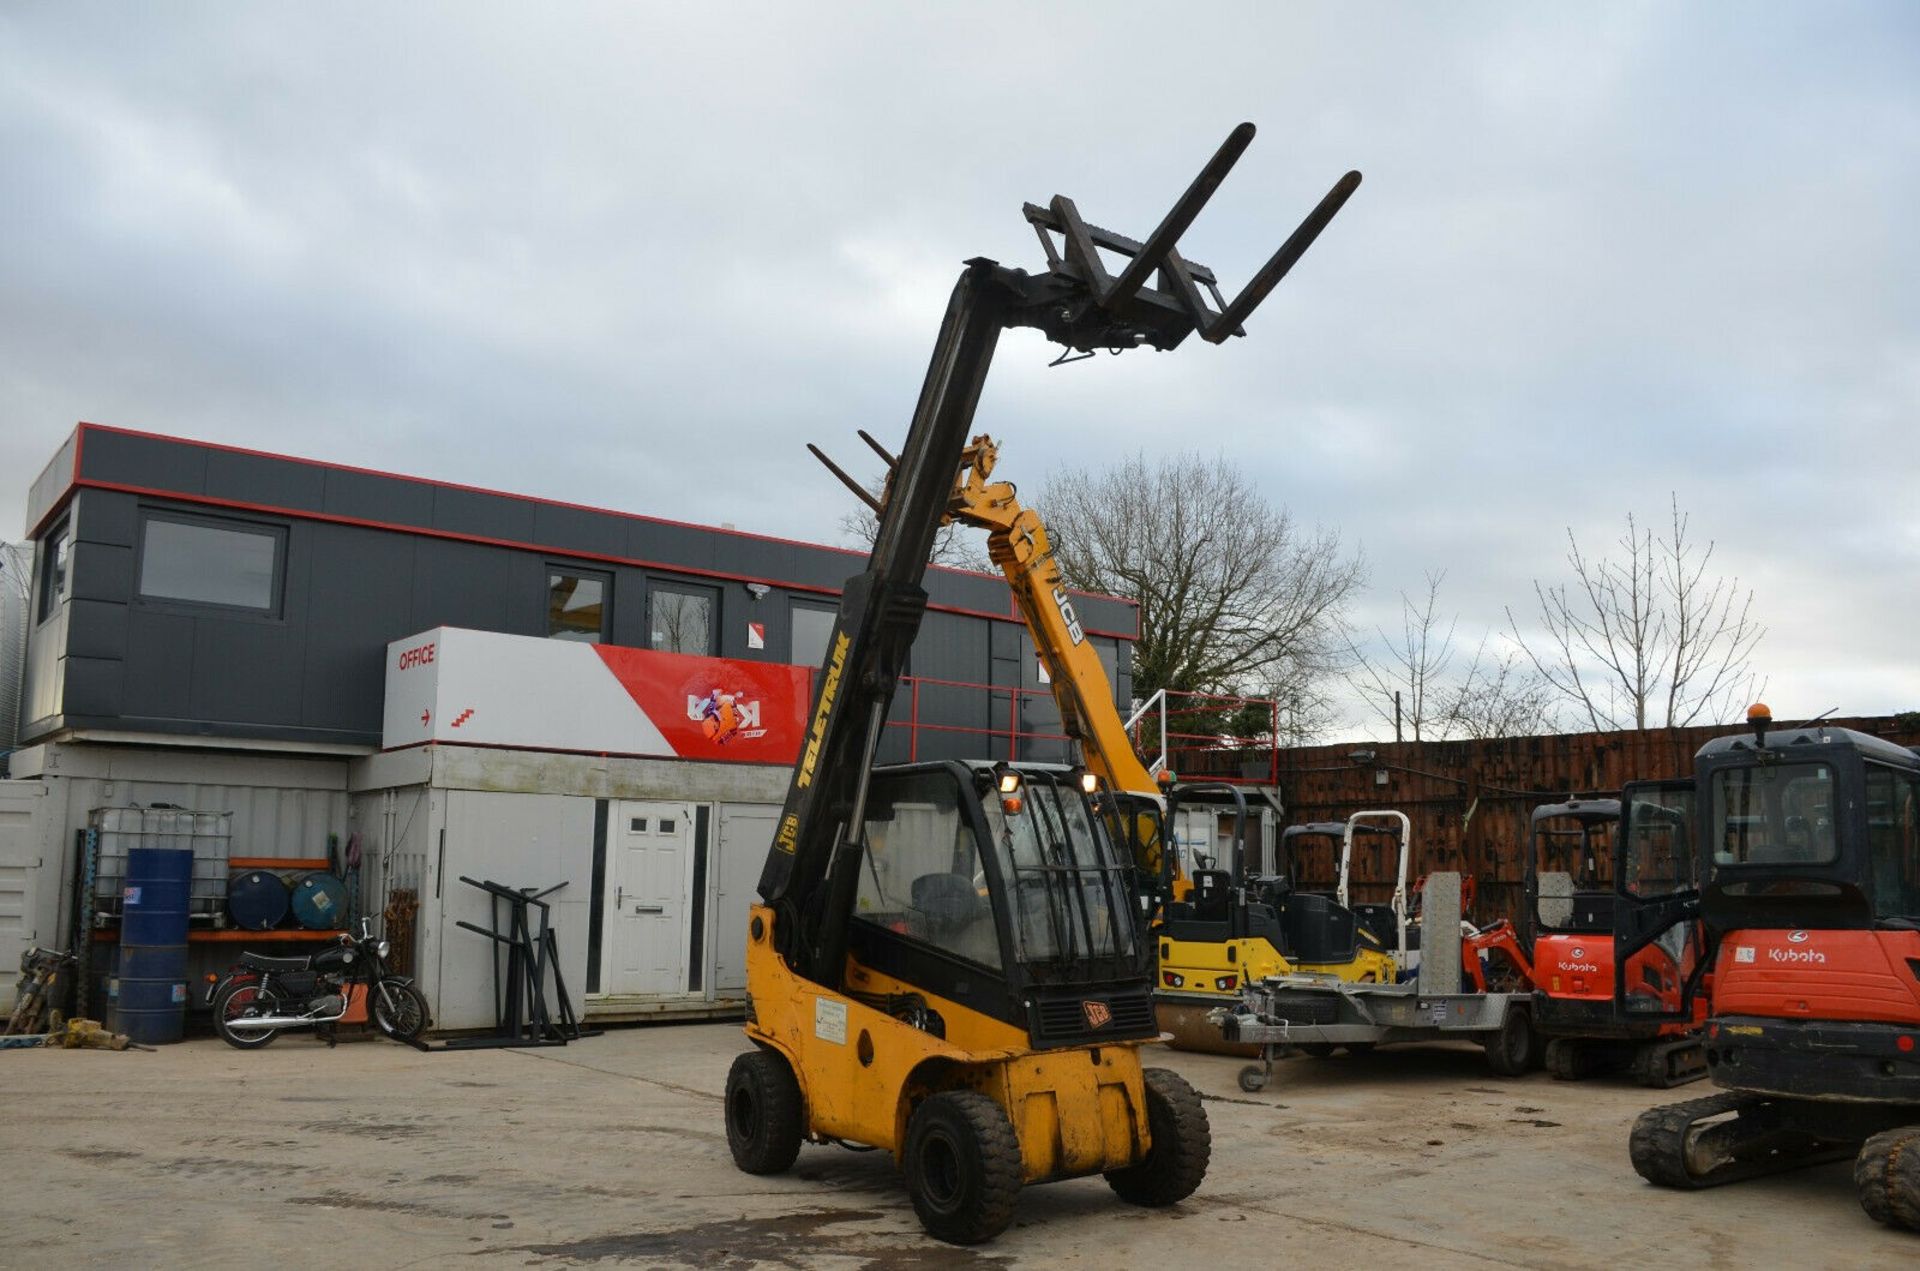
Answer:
[
  {"xmin": 903, "ymin": 1090, "xmax": 1022, "ymax": 1244},
  {"xmin": 1104, "ymin": 1068, "xmax": 1211, "ymax": 1207},
  {"xmin": 725, "ymin": 1049, "xmax": 803, "ymax": 1175}
]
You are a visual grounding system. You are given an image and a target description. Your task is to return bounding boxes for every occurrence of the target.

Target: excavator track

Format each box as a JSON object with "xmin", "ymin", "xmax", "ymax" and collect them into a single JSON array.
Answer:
[
  {"xmin": 1854, "ymin": 1126, "xmax": 1920, "ymax": 1232},
  {"xmin": 1631, "ymin": 1036, "xmax": 1708, "ymax": 1089},
  {"xmin": 1630, "ymin": 1092, "xmax": 1851, "ymax": 1190}
]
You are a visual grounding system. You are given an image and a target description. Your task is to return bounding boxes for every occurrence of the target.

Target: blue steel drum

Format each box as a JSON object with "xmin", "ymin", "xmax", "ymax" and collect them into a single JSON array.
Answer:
[
  {"xmin": 290, "ymin": 872, "xmax": 348, "ymax": 931},
  {"xmin": 115, "ymin": 850, "xmax": 192, "ymax": 1044},
  {"xmin": 120, "ymin": 848, "xmax": 192, "ymax": 944},
  {"xmin": 113, "ymin": 947, "xmax": 189, "ymax": 1044},
  {"xmin": 228, "ymin": 870, "xmax": 289, "ymax": 931}
]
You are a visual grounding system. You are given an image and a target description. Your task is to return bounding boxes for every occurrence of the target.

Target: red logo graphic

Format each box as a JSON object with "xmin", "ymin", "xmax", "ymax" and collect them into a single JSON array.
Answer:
[
  {"xmin": 1082, "ymin": 1000, "xmax": 1112, "ymax": 1030},
  {"xmin": 689, "ymin": 688, "xmax": 764, "ymax": 745},
  {"xmin": 450, "ymin": 708, "xmax": 475, "ymax": 728},
  {"xmin": 419, "ymin": 709, "xmax": 431, "ymax": 727},
  {"xmin": 592, "ymin": 646, "xmax": 808, "ymax": 764}
]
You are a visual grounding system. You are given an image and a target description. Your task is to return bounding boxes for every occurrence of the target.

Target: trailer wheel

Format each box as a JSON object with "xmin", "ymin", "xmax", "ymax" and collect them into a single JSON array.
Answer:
[
  {"xmin": 1106, "ymin": 1068, "xmax": 1212, "ymax": 1207},
  {"xmin": 1237, "ymin": 1064, "xmax": 1268, "ymax": 1093},
  {"xmin": 725, "ymin": 1049, "xmax": 803, "ymax": 1175},
  {"xmin": 903, "ymin": 1090, "xmax": 1022, "ymax": 1244},
  {"xmin": 1855, "ymin": 1126, "xmax": 1920, "ymax": 1232},
  {"xmin": 1484, "ymin": 1006, "xmax": 1539, "ymax": 1077}
]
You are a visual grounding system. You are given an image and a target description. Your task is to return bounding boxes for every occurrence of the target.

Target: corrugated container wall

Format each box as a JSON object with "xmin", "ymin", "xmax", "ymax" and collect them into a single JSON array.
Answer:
[{"xmin": 0, "ymin": 542, "xmax": 29, "ymax": 756}]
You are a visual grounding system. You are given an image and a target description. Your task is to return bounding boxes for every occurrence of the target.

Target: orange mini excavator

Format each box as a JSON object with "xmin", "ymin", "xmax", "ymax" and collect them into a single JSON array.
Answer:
[{"xmin": 1620, "ymin": 705, "xmax": 1920, "ymax": 1231}]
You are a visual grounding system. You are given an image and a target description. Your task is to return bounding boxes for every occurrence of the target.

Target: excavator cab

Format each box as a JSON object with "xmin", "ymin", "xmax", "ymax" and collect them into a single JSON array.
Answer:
[{"xmin": 1622, "ymin": 710, "xmax": 1920, "ymax": 1229}]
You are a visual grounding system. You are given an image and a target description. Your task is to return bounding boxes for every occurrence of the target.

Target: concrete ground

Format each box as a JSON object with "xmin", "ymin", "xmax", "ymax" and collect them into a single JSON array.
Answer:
[{"xmin": 3, "ymin": 1023, "xmax": 1913, "ymax": 1268}]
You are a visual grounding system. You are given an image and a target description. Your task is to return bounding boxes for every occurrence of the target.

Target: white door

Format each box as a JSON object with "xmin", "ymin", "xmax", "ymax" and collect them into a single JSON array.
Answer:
[
  {"xmin": 713, "ymin": 804, "xmax": 779, "ymax": 995},
  {"xmin": 0, "ymin": 781, "xmax": 51, "ymax": 1010},
  {"xmin": 605, "ymin": 801, "xmax": 694, "ymax": 996}
]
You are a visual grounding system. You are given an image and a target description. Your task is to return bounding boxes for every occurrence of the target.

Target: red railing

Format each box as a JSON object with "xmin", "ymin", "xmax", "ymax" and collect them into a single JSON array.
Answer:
[{"xmin": 881, "ymin": 675, "xmax": 1280, "ymax": 783}]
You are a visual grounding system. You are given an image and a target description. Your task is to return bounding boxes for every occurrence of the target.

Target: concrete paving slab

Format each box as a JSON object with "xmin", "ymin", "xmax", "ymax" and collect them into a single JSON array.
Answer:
[{"xmin": 2, "ymin": 1024, "xmax": 1912, "ymax": 1267}]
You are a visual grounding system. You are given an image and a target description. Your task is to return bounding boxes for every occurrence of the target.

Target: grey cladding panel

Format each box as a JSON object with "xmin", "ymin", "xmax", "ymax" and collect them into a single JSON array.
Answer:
[
  {"xmin": 62, "ymin": 656, "xmax": 125, "ymax": 716},
  {"xmin": 324, "ymin": 469, "xmax": 435, "ymax": 526},
  {"xmin": 26, "ymin": 429, "xmax": 78, "ymax": 534},
  {"xmin": 121, "ymin": 611, "xmax": 196, "ymax": 720},
  {"xmin": 205, "ymin": 450, "xmax": 328, "ymax": 512},
  {"xmin": 410, "ymin": 539, "xmax": 541, "ymax": 635},
  {"xmin": 74, "ymin": 490, "xmax": 138, "ymax": 547},
  {"xmin": 82, "ymin": 432, "xmax": 207, "ymax": 496},
  {"xmin": 190, "ymin": 618, "xmax": 310, "ymax": 726},
  {"xmin": 433, "ymin": 484, "xmax": 535, "ymax": 544},
  {"xmin": 69, "ymin": 542, "xmax": 133, "ymax": 602},
  {"xmin": 301, "ymin": 524, "xmax": 417, "ymax": 730},
  {"xmin": 63, "ymin": 599, "xmax": 128, "ymax": 661},
  {"xmin": 534, "ymin": 504, "xmax": 628, "ymax": 559}
]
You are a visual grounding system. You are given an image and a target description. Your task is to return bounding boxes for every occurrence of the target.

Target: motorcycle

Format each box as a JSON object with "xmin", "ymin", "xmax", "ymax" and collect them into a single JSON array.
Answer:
[{"xmin": 206, "ymin": 917, "xmax": 430, "ymax": 1049}]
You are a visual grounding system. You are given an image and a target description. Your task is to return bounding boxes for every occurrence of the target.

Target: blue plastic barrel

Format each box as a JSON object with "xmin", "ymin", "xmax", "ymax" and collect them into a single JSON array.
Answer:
[
  {"xmin": 115, "ymin": 848, "xmax": 191, "ymax": 1045},
  {"xmin": 228, "ymin": 870, "xmax": 289, "ymax": 930},
  {"xmin": 290, "ymin": 873, "xmax": 348, "ymax": 931}
]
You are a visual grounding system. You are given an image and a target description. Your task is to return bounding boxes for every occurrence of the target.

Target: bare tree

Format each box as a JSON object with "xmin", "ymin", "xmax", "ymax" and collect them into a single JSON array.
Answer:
[
  {"xmin": 1038, "ymin": 453, "xmax": 1366, "ymax": 720},
  {"xmin": 1508, "ymin": 496, "xmax": 1764, "ymax": 731},
  {"xmin": 1347, "ymin": 570, "xmax": 1457, "ymax": 741},
  {"xmin": 1349, "ymin": 570, "xmax": 1558, "ymax": 741},
  {"xmin": 1438, "ymin": 635, "xmax": 1560, "ymax": 740},
  {"xmin": 837, "ymin": 473, "xmax": 989, "ymax": 570}
]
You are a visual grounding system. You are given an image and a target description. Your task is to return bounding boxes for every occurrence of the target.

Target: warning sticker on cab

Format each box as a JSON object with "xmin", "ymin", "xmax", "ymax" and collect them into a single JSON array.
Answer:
[
  {"xmin": 1733, "ymin": 946, "xmax": 1756, "ymax": 964},
  {"xmin": 814, "ymin": 997, "xmax": 848, "ymax": 1045}
]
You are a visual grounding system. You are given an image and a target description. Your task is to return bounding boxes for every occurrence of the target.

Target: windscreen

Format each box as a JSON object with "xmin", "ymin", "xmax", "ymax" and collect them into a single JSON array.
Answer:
[
  {"xmin": 1865, "ymin": 765, "xmax": 1920, "ymax": 922},
  {"xmin": 1712, "ymin": 762, "xmax": 1837, "ymax": 867},
  {"xmin": 986, "ymin": 777, "xmax": 1139, "ymax": 968},
  {"xmin": 854, "ymin": 769, "xmax": 1002, "ymax": 969}
]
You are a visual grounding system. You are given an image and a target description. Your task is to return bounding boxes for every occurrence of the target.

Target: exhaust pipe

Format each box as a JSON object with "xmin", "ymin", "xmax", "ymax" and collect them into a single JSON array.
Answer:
[{"xmin": 224, "ymin": 1003, "xmax": 349, "ymax": 1031}]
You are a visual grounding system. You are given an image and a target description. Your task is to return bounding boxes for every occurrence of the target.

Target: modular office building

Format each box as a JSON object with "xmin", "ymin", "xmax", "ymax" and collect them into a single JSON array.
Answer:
[{"xmin": 0, "ymin": 423, "xmax": 1138, "ymax": 1028}]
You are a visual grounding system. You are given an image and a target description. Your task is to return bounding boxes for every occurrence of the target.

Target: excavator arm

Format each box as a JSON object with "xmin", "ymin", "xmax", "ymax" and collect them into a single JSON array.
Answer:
[{"xmin": 759, "ymin": 125, "xmax": 1361, "ymax": 990}]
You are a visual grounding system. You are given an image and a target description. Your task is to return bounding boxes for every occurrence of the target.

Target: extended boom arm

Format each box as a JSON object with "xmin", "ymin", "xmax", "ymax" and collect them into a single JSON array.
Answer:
[{"xmin": 760, "ymin": 126, "xmax": 1360, "ymax": 990}]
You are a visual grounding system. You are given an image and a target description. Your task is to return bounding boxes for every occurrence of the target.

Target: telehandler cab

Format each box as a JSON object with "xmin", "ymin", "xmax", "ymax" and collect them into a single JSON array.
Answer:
[{"xmin": 723, "ymin": 125, "xmax": 1360, "ymax": 1243}]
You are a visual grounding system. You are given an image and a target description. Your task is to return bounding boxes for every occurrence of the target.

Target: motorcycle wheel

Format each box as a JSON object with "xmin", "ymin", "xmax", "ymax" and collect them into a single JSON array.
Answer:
[
  {"xmin": 212, "ymin": 980, "xmax": 281, "ymax": 1050},
  {"xmin": 369, "ymin": 980, "xmax": 430, "ymax": 1040}
]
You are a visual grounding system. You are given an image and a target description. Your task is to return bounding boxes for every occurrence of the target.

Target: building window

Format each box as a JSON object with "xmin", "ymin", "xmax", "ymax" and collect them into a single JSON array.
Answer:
[
  {"xmin": 37, "ymin": 519, "xmax": 70, "ymax": 622},
  {"xmin": 547, "ymin": 568, "xmax": 609, "ymax": 643},
  {"xmin": 790, "ymin": 602, "xmax": 837, "ymax": 669},
  {"xmin": 137, "ymin": 512, "xmax": 283, "ymax": 612},
  {"xmin": 650, "ymin": 584, "xmax": 714, "ymax": 655}
]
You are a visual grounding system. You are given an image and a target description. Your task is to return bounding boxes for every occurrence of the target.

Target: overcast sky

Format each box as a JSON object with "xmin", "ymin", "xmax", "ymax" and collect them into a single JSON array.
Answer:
[{"xmin": 4, "ymin": 4, "xmax": 1916, "ymax": 739}]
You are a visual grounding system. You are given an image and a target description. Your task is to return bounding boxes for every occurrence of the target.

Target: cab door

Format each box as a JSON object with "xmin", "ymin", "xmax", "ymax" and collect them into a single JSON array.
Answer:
[{"xmin": 1613, "ymin": 779, "xmax": 1704, "ymax": 1022}]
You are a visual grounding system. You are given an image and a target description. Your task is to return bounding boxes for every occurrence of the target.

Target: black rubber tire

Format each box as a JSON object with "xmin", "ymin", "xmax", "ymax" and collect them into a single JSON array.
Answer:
[
  {"xmin": 1344, "ymin": 1042, "xmax": 1376, "ymax": 1055},
  {"xmin": 1105, "ymin": 1068, "xmax": 1212, "ymax": 1207},
  {"xmin": 724, "ymin": 1049, "xmax": 804, "ymax": 1176},
  {"xmin": 1545, "ymin": 1038, "xmax": 1584, "ymax": 1082},
  {"xmin": 1484, "ymin": 1006, "xmax": 1538, "ymax": 1077},
  {"xmin": 211, "ymin": 980, "xmax": 280, "ymax": 1050},
  {"xmin": 1298, "ymin": 1043, "xmax": 1337, "ymax": 1059},
  {"xmin": 369, "ymin": 980, "xmax": 430, "ymax": 1040},
  {"xmin": 902, "ymin": 1090, "xmax": 1022, "ymax": 1244},
  {"xmin": 1237, "ymin": 1064, "xmax": 1268, "ymax": 1093},
  {"xmin": 1855, "ymin": 1126, "xmax": 1920, "ymax": 1232}
]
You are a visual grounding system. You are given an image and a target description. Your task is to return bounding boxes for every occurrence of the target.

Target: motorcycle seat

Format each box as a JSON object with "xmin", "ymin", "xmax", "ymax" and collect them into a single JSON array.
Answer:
[{"xmin": 239, "ymin": 952, "xmax": 314, "ymax": 971}]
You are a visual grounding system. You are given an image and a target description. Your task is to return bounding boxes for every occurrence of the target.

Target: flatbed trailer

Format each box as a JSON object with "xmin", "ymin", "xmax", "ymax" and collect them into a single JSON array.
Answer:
[{"xmin": 1215, "ymin": 873, "xmax": 1542, "ymax": 1091}]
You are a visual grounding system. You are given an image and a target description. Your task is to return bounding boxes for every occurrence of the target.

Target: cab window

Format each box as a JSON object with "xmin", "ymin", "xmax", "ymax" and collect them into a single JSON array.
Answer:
[
  {"xmin": 854, "ymin": 770, "xmax": 1001, "ymax": 970},
  {"xmin": 1711, "ymin": 763, "xmax": 1837, "ymax": 867},
  {"xmin": 1864, "ymin": 765, "xmax": 1920, "ymax": 921}
]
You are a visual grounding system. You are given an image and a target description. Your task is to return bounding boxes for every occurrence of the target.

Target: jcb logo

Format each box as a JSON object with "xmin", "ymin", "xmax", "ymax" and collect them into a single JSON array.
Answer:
[
  {"xmin": 1082, "ymin": 999, "xmax": 1112, "ymax": 1030},
  {"xmin": 774, "ymin": 814, "xmax": 800, "ymax": 855},
  {"xmin": 1051, "ymin": 587, "xmax": 1085, "ymax": 645}
]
